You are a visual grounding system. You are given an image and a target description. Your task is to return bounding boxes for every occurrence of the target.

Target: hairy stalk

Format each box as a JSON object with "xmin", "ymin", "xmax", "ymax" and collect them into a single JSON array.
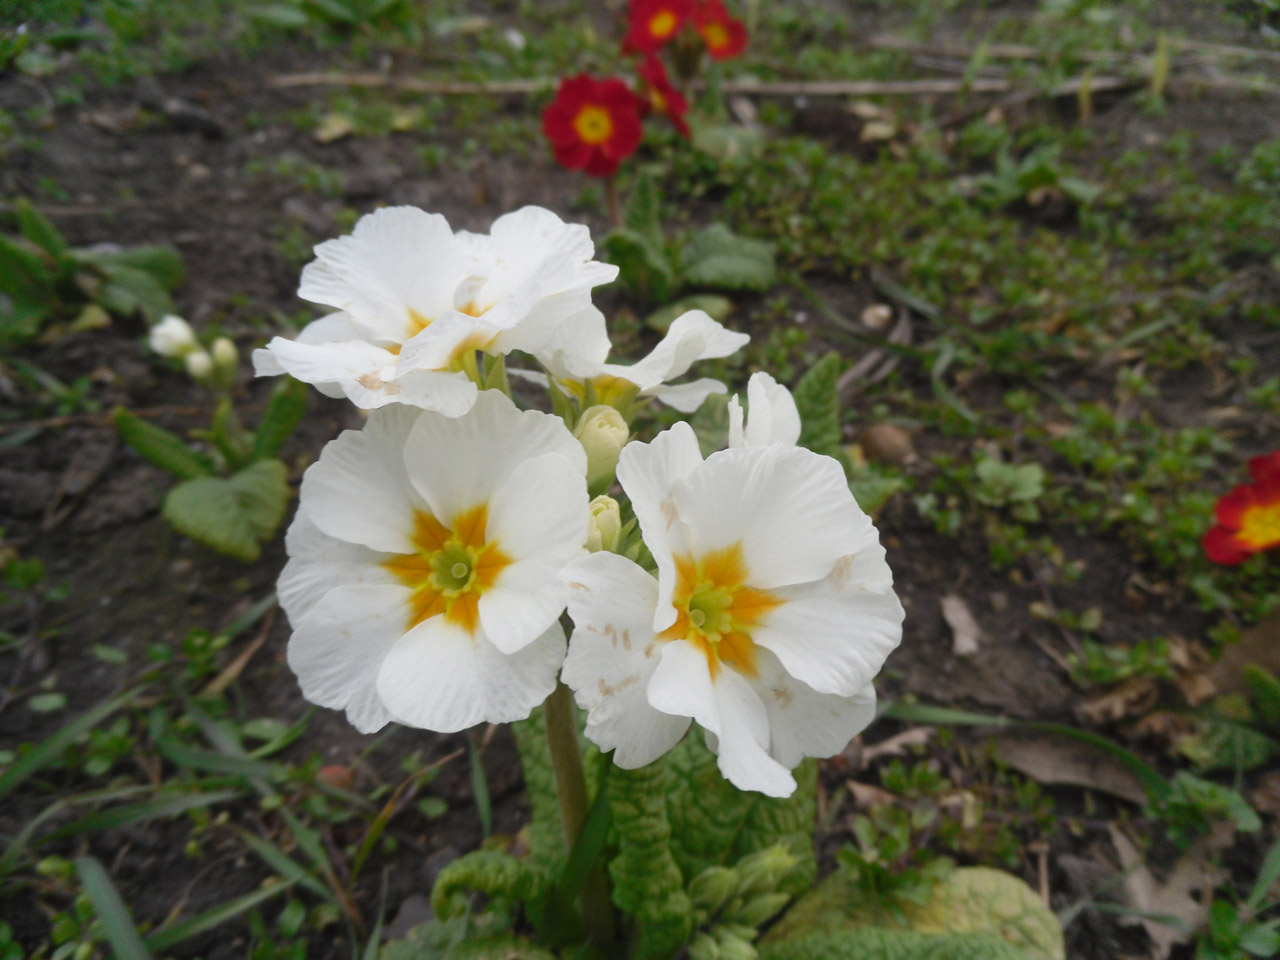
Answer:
[{"xmin": 544, "ymin": 679, "xmax": 616, "ymax": 951}]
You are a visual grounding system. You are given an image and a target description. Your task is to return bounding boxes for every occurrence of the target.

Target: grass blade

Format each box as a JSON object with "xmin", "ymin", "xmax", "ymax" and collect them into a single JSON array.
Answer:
[
  {"xmin": 46, "ymin": 789, "xmax": 243, "ymax": 844},
  {"xmin": 143, "ymin": 879, "xmax": 291, "ymax": 952},
  {"xmin": 239, "ymin": 831, "xmax": 331, "ymax": 899},
  {"xmin": 1247, "ymin": 838, "xmax": 1280, "ymax": 912},
  {"xmin": 882, "ymin": 702, "xmax": 1014, "ymax": 727},
  {"xmin": 0, "ymin": 689, "xmax": 138, "ymax": 801},
  {"xmin": 75, "ymin": 856, "xmax": 153, "ymax": 960}
]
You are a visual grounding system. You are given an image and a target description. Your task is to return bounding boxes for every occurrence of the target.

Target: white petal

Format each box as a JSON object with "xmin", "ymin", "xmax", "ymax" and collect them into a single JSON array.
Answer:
[
  {"xmin": 404, "ymin": 390, "xmax": 586, "ymax": 523},
  {"xmin": 395, "ymin": 317, "xmax": 503, "ymax": 373},
  {"xmin": 297, "ymin": 311, "xmax": 362, "ymax": 345},
  {"xmin": 646, "ymin": 638, "xmax": 720, "ymax": 733},
  {"xmin": 710, "ymin": 666, "xmax": 797, "ymax": 797},
  {"xmin": 478, "ymin": 559, "xmax": 570, "ymax": 655},
  {"xmin": 257, "ymin": 336, "xmax": 397, "ymax": 393},
  {"xmin": 535, "ymin": 305, "xmax": 612, "ymax": 380},
  {"xmin": 487, "ymin": 452, "xmax": 589, "ymax": 561},
  {"xmin": 743, "ymin": 372, "xmax": 801, "ymax": 447},
  {"xmin": 645, "ymin": 378, "xmax": 728, "ymax": 413},
  {"xmin": 671, "ymin": 445, "xmax": 860, "ymax": 590},
  {"xmin": 377, "ymin": 617, "xmax": 565, "ymax": 732},
  {"xmin": 278, "ymin": 508, "xmax": 396, "ymax": 627},
  {"xmin": 615, "ymin": 422, "xmax": 704, "ymax": 631},
  {"xmin": 561, "ymin": 553, "xmax": 690, "ymax": 767},
  {"xmin": 604, "ymin": 310, "xmax": 748, "ymax": 388},
  {"xmin": 299, "ymin": 405, "xmax": 426, "ymax": 553},
  {"xmin": 728, "ymin": 394, "xmax": 745, "ymax": 448},
  {"xmin": 383, "ymin": 368, "xmax": 478, "ymax": 416},
  {"xmin": 749, "ymin": 647, "xmax": 878, "ymax": 768},
  {"xmin": 286, "ymin": 584, "xmax": 411, "ymax": 733},
  {"xmin": 753, "ymin": 549, "xmax": 904, "ymax": 697}
]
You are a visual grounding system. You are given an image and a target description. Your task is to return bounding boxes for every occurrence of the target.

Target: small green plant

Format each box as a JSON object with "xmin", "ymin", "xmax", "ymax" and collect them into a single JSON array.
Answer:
[
  {"xmin": 0, "ymin": 199, "xmax": 184, "ymax": 351},
  {"xmin": 973, "ymin": 457, "xmax": 1045, "ymax": 522},
  {"xmin": 1156, "ymin": 771, "xmax": 1261, "ymax": 850},
  {"xmin": 250, "ymin": 0, "xmax": 417, "ymax": 36}
]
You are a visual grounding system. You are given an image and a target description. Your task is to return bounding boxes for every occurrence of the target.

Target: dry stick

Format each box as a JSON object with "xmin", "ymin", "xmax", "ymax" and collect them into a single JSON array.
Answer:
[
  {"xmin": 200, "ymin": 607, "xmax": 276, "ymax": 698},
  {"xmin": 867, "ymin": 33, "xmax": 1280, "ymax": 65}
]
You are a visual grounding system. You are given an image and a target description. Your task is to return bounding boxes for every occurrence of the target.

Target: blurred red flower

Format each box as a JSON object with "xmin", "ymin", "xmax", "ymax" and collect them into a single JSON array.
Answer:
[
  {"xmin": 693, "ymin": 0, "xmax": 747, "ymax": 60},
  {"xmin": 623, "ymin": 0, "xmax": 694, "ymax": 55},
  {"xmin": 1204, "ymin": 452, "xmax": 1280, "ymax": 565},
  {"xmin": 543, "ymin": 75, "xmax": 644, "ymax": 178},
  {"xmin": 638, "ymin": 56, "xmax": 690, "ymax": 138}
]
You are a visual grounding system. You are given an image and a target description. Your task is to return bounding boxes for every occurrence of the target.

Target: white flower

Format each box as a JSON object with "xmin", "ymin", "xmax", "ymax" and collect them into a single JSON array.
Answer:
[
  {"xmin": 279, "ymin": 391, "xmax": 589, "ymax": 733},
  {"xmin": 253, "ymin": 206, "xmax": 617, "ymax": 414},
  {"xmin": 728, "ymin": 372, "xmax": 801, "ymax": 448},
  {"xmin": 526, "ymin": 307, "xmax": 750, "ymax": 413},
  {"xmin": 561, "ymin": 423, "xmax": 903, "ymax": 796},
  {"xmin": 149, "ymin": 315, "xmax": 197, "ymax": 358}
]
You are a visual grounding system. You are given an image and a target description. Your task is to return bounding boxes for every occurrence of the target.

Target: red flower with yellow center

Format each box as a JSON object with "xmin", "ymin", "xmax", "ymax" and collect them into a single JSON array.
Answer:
[
  {"xmin": 693, "ymin": 0, "xmax": 747, "ymax": 60},
  {"xmin": 1204, "ymin": 452, "xmax": 1280, "ymax": 565},
  {"xmin": 637, "ymin": 56, "xmax": 691, "ymax": 138},
  {"xmin": 623, "ymin": 0, "xmax": 694, "ymax": 55},
  {"xmin": 542, "ymin": 74, "xmax": 644, "ymax": 178}
]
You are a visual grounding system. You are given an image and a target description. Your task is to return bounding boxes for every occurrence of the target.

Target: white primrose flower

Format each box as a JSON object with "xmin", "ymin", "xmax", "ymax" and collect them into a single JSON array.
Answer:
[
  {"xmin": 524, "ymin": 306, "xmax": 750, "ymax": 413},
  {"xmin": 278, "ymin": 390, "xmax": 589, "ymax": 733},
  {"xmin": 253, "ymin": 206, "xmax": 618, "ymax": 414},
  {"xmin": 149, "ymin": 315, "xmax": 198, "ymax": 358},
  {"xmin": 727, "ymin": 372, "xmax": 802, "ymax": 448},
  {"xmin": 561, "ymin": 422, "xmax": 904, "ymax": 797}
]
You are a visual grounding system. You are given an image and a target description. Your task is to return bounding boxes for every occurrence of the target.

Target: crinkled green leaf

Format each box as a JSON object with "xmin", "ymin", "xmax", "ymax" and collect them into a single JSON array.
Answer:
[
  {"xmin": 430, "ymin": 849, "xmax": 551, "ymax": 921},
  {"xmin": 624, "ymin": 172, "xmax": 665, "ymax": 253},
  {"xmin": 767, "ymin": 867, "xmax": 1063, "ymax": 960},
  {"xmin": 733, "ymin": 759, "xmax": 818, "ymax": 897},
  {"xmin": 114, "ymin": 407, "xmax": 214, "ymax": 480},
  {"xmin": 792, "ymin": 352, "xmax": 846, "ymax": 464},
  {"xmin": 603, "ymin": 228, "xmax": 677, "ymax": 303},
  {"xmin": 162, "ymin": 460, "xmax": 290, "ymax": 562},
  {"xmin": 1177, "ymin": 718, "xmax": 1277, "ymax": 773},
  {"xmin": 680, "ymin": 224, "xmax": 776, "ymax": 293},
  {"xmin": 645, "ymin": 295, "xmax": 733, "ymax": 335},
  {"xmin": 849, "ymin": 467, "xmax": 907, "ymax": 515},
  {"xmin": 760, "ymin": 929, "xmax": 1032, "ymax": 960},
  {"xmin": 511, "ymin": 708, "xmax": 569, "ymax": 872},
  {"xmin": 609, "ymin": 763, "xmax": 692, "ymax": 960},
  {"xmin": 691, "ymin": 123, "xmax": 766, "ymax": 165}
]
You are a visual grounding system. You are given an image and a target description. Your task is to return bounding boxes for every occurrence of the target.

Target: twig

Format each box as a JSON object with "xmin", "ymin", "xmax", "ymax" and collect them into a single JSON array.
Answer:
[
  {"xmin": 199, "ymin": 607, "xmax": 276, "ymax": 698},
  {"xmin": 0, "ymin": 405, "xmax": 208, "ymax": 435}
]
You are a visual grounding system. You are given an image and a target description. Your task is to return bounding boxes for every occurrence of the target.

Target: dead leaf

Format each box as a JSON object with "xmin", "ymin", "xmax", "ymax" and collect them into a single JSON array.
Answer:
[
  {"xmin": 1108, "ymin": 825, "xmax": 1225, "ymax": 960},
  {"xmin": 1211, "ymin": 611, "xmax": 1280, "ymax": 696},
  {"xmin": 941, "ymin": 594, "xmax": 982, "ymax": 657},
  {"xmin": 862, "ymin": 727, "xmax": 935, "ymax": 765},
  {"xmin": 846, "ymin": 779, "xmax": 901, "ymax": 809},
  {"xmin": 314, "ymin": 112, "xmax": 354, "ymax": 143},
  {"xmin": 994, "ymin": 731, "xmax": 1147, "ymax": 805},
  {"xmin": 1078, "ymin": 677, "xmax": 1159, "ymax": 725}
]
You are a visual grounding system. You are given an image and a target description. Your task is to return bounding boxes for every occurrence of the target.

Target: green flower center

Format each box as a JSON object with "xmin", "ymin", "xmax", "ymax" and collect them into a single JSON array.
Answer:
[
  {"xmin": 430, "ymin": 542, "xmax": 478, "ymax": 596},
  {"xmin": 686, "ymin": 581, "xmax": 734, "ymax": 642}
]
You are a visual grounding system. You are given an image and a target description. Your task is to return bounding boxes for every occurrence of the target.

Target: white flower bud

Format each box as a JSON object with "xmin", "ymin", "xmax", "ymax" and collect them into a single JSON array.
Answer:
[
  {"xmin": 211, "ymin": 336, "xmax": 239, "ymax": 387},
  {"xmin": 687, "ymin": 933, "xmax": 721, "ymax": 960},
  {"xmin": 148, "ymin": 315, "xmax": 197, "ymax": 358},
  {"xmin": 689, "ymin": 866, "xmax": 740, "ymax": 914},
  {"xmin": 586, "ymin": 495, "xmax": 622, "ymax": 553},
  {"xmin": 733, "ymin": 892, "xmax": 791, "ymax": 928},
  {"xmin": 573, "ymin": 405, "xmax": 629, "ymax": 493},
  {"xmin": 184, "ymin": 348, "xmax": 214, "ymax": 383}
]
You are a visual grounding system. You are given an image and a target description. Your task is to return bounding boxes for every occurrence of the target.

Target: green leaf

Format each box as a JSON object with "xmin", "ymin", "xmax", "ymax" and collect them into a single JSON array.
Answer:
[
  {"xmin": 1247, "ymin": 838, "xmax": 1280, "ymax": 913},
  {"xmin": 761, "ymin": 929, "xmax": 1032, "ymax": 960},
  {"xmin": 75, "ymin": 857, "xmax": 153, "ymax": 960},
  {"xmin": 849, "ymin": 466, "xmax": 907, "ymax": 515},
  {"xmin": 1176, "ymin": 717, "xmax": 1277, "ymax": 773},
  {"xmin": 162, "ymin": 460, "xmax": 290, "ymax": 562},
  {"xmin": 144, "ymin": 879, "xmax": 292, "ymax": 952},
  {"xmin": 679, "ymin": 224, "xmax": 776, "ymax": 293},
  {"xmin": 430, "ymin": 850, "xmax": 551, "ymax": 921},
  {"xmin": 645, "ymin": 295, "xmax": 733, "ymax": 335},
  {"xmin": 15, "ymin": 198, "xmax": 68, "ymax": 261},
  {"xmin": 0, "ymin": 234, "xmax": 56, "ymax": 348},
  {"xmin": 114, "ymin": 407, "xmax": 214, "ymax": 480},
  {"xmin": 1245, "ymin": 666, "xmax": 1280, "ymax": 731},
  {"xmin": 87, "ymin": 245, "xmax": 185, "ymax": 291},
  {"xmin": 609, "ymin": 763, "xmax": 692, "ymax": 960},
  {"xmin": 603, "ymin": 228, "xmax": 677, "ymax": 303},
  {"xmin": 623, "ymin": 172, "xmax": 665, "ymax": 253},
  {"xmin": 792, "ymin": 352, "xmax": 846, "ymax": 463},
  {"xmin": 691, "ymin": 123, "xmax": 766, "ymax": 165},
  {"xmin": 511, "ymin": 708, "xmax": 571, "ymax": 872},
  {"xmin": 250, "ymin": 2, "xmax": 311, "ymax": 27},
  {"xmin": 94, "ymin": 262, "xmax": 175, "ymax": 323}
]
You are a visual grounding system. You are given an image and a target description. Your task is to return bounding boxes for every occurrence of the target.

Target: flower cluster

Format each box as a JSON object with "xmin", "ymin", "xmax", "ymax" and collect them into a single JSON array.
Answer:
[
  {"xmin": 262, "ymin": 205, "xmax": 903, "ymax": 797},
  {"xmin": 541, "ymin": 1, "xmax": 748, "ymax": 176},
  {"xmin": 1204, "ymin": 453, "xmax": 1280, "ymax": 566}
]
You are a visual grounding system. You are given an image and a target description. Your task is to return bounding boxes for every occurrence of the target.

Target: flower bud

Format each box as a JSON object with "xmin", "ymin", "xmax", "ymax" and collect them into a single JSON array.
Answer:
[
  {"xmin": 714, "ymin": 930, "xmax": 757, "ymax": 960},
  {"xmin": 574, "ymin": 404, "xmax": 629, "ymax": 493},
  {"xmin": 148, "ymin": 314, "xmax": 197, "ymax": 358},
  {"xmin": 736, "ymin": 844, "xmax": 799, "ymax": 896},
  {"xmin": 185, "ymin": 348, "xmax": 214, "ymax": 384},
  {"xmin": 689, "ymin": 865, "xmax": 739, "ymax": 914},
  {"xmin": 687, "ymin": 933, "xmax": 721, "ymax": 960},
  {"xmin": 733, "ymin": 892, "xmax": 791, "ymax": 928},
  {"xmin": 211, "ymin": 336, "xmax": 239, "ymax": 388},
  {"xmin": 586, "ymin": 495, "xmax": 622, "ymax": 553}
]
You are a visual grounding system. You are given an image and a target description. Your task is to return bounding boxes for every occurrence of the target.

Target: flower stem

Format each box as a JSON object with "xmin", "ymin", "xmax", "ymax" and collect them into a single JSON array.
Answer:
[
  {"xmin": 604, "ymin": 176, "xmax": 623, "ymax": 231},
  {"xmin": 544, "ymin": 680, "xmax": 616, "ymax": 950}
]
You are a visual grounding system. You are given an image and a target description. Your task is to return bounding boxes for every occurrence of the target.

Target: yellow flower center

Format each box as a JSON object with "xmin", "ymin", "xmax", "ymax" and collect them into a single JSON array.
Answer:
[
  {"xmin": 383, "ymin": 505, "xmax": 511, "ymax": 635},
  {"xmin": 701, "ymin": 22, "xmax": 730, "ymax": 50},
  {"xmin": 660, "ymin": 543, "xmax": 781, "ymax": 678},
  {"xmin": 1239, "ymin": 500, "xmax": 1280, "ymax": 551},
  {"xmin": 649, "ymin": 88, "xmax": 668, "ymax": 113},
  {"xmin": 650, "ymin": 9, "xmax": 678, "ymax": 38},
  {"xmin": 574, "ymin": 105, "xmax": 614, "ymax": 145}
]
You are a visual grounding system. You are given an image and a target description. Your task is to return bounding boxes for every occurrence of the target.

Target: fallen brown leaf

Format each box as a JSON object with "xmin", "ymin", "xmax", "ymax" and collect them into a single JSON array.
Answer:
[
  {"xmin": 1078, "ymin": 677, "xmax": 1159, "ymax": 725},
  {"xmin": 941, "ymin": 594, "xmax": 982, "ymax": 658},
  {"xmin": 862, "ymin": 726, "xmax": 935, "ymax": 765},
  {"xmin": 995, "ymin": 731, "xmax": 1147, "ymax": 806},
  {"xmin": 1108, "ymin": 825, "xmax": 1226, "ymax": 960},
  {"xmin": 1211, "ymin": 611, "xmax": 1280, "ymax": 696},
  {"xmin": 846, "ymin": 779, "xmax": 901, "ymax": 810}
]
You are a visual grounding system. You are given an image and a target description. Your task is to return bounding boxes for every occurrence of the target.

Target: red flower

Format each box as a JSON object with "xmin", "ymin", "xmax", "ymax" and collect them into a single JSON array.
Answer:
[
  {"xmin": 543, "ymin": 75, "xmax": 644, "ymax": 178},
  {"xmin": 623, "ymin": 0, "xmax": 694, "ymax": 55},
  {"xmin": 693, "ymin": 0, "xmax": 747, "ymax": 60},
  {"xmin": 637, "ymin": 56, "xmax": 690, "ymax": 138},
  {"xmin": 1204, "ymin": 452, "xmax": 1280, "ymax": 565}
]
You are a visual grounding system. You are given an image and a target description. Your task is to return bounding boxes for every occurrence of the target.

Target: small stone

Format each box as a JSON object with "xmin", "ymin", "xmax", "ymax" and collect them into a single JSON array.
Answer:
[
  {"xmin": 860, "ymin": 303, "xmax": 893, "ymax": 330},
  {"xmin": 859, "ymin": 423, "xmax": 914, "ymax": 465}
]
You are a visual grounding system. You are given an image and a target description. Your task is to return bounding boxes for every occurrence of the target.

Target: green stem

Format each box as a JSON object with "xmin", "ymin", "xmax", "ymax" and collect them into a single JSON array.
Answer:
[{"xmin": 544, "ymin": 680, "xmax": 616, "ymax": 951}]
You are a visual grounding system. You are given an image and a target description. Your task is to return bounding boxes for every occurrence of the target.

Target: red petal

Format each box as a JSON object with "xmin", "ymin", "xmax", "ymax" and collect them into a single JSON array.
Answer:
[
  {"xmin": 1216, "ymin": 485, "xmax": 1258, "ymax": 528},
  {"xmin": 1204, "ymin": 525, "xmax": 1254, "ymax": 565},
  {"xmin": 554, "ymin": 140, "xmax": 594, "ymax": 173},
  {"xmin": 1249, "ymin": 452, "xmax": 1280, "ymax": 487}
]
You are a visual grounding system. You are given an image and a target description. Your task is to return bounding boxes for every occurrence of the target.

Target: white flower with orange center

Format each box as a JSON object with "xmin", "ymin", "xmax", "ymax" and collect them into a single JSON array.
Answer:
[
  {"xmin": 561, "ymin": 422, "xmax": 903, "ymax": 796},
  {"xmin": 727, "ymin": 371, "xmax": 801, "ymax": 448},
  {"xmin": 527, "ymin": 306, "xmax": 750, "ymax": 413},
  {"xmin": 253, "ymin": 205, "xmax": 617, "ymax": 413},
  {"xmin": 278, "ymin": 391, "xmax": 589, "ymax": 733}
]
